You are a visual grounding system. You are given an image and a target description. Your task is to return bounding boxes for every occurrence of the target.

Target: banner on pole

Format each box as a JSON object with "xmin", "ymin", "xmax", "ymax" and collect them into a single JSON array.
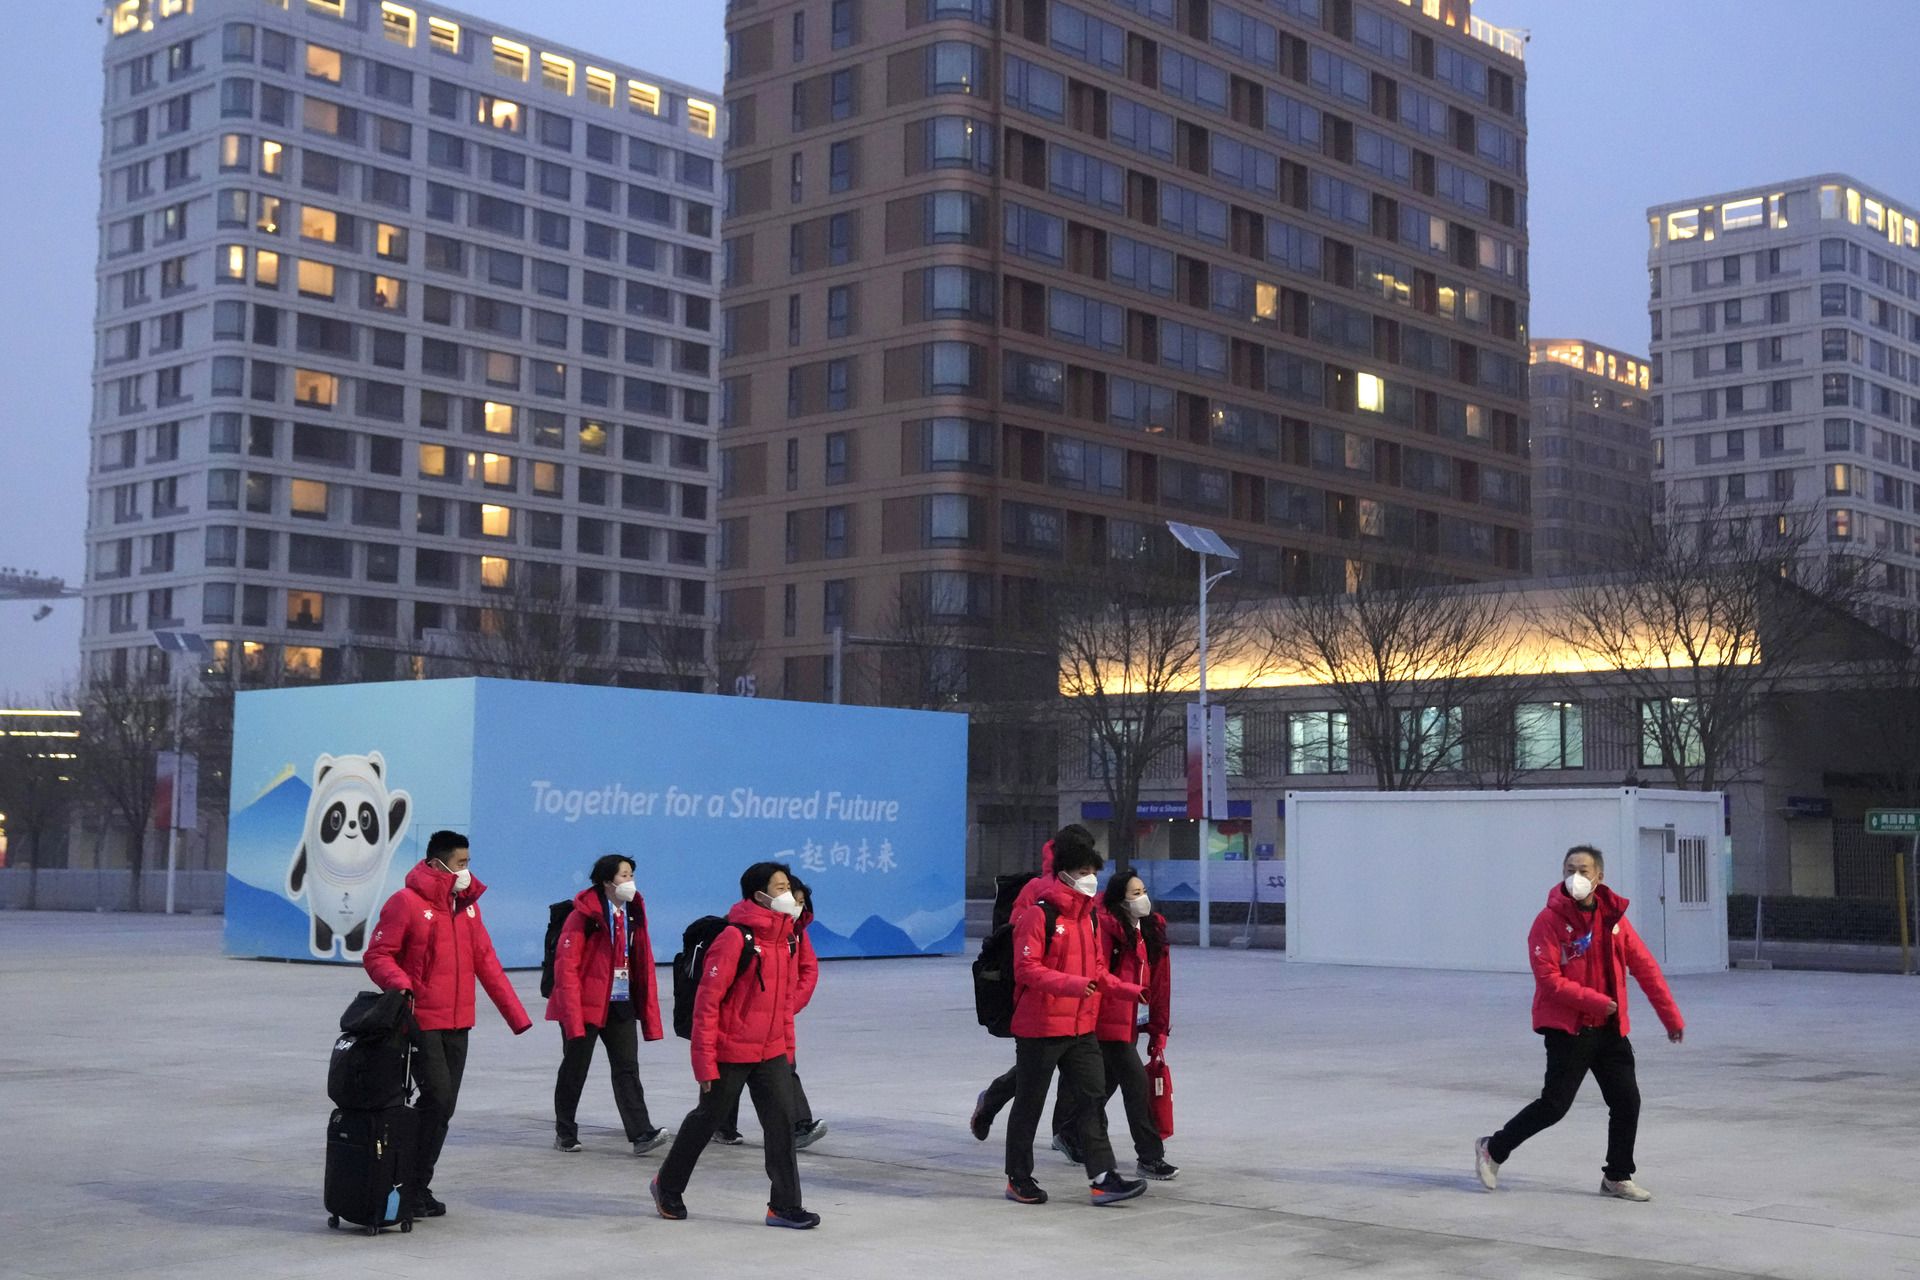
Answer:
[
  {"xmin": 154, "ymin": 752, "xmax": 199, "ymax": 832},
  {"xmin": 1184, "ymin": 704, "xmax": 1205, "ymax": 818}
]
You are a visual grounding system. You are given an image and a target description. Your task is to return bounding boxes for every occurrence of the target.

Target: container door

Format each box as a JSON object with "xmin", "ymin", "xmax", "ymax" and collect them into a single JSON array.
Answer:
[{"xmin": 1636, "ymin": 828, "xmax": 1669, "ymax": 965}]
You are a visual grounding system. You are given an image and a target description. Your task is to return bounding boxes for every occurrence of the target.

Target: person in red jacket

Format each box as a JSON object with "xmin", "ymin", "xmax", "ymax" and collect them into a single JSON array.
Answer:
[
  {"xmin": 1003, "ymin": 843, "xmax": 1149, "ymax": 1207},
  {"xmin": 1476, "ymin": 845, "xmax": 1685, "ymax": 1203},
  {"xmin": 546, "ymin": 853, "xmax": 670, "ymax": 1156},
  {"xmin": 714, "ymin": 875, "xmax": 826, "ymax": 1149},
  {"xmin": 1048, "ymin": 869, "xmax": 1177, "ymax": 1179},
  {"xmin": 363, "ymin": 830, "xmax": 531, "ymax": 1218},
  {"xmin": 650, "ymin": 861, "xmax": 820, "ymax": 1229}
]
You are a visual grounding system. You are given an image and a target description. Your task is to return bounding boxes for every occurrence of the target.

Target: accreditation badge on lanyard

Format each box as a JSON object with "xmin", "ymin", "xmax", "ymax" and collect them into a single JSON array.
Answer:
[{"xmin": 610, "ymin": 904, "xmax": 631, "ymax": 1003}]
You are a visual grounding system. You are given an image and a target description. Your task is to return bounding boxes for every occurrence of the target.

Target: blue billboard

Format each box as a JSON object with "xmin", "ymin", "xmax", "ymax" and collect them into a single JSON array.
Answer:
[{"xmin": 224, "ymin": 679, "xmax": 968, "ymax": 964}]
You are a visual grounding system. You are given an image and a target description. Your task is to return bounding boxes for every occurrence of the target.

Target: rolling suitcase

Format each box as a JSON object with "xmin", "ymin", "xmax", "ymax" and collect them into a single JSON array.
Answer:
[{"xmin": 325, "ymin": 1103, "xmax": 416, "ymax": 1235}]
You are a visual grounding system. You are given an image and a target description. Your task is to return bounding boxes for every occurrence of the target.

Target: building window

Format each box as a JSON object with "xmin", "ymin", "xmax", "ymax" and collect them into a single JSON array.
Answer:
[
  {"xmin": 1515, "ymin": 702, "xmax": 1583, "ymax": 770},
  {"xmin": 1288, "ymin": 710, "xmax": 1348, "ymax": 774},
  {"xmin": 1639, "ymin": 698, "xmax": 1704, "ymax": 770}
]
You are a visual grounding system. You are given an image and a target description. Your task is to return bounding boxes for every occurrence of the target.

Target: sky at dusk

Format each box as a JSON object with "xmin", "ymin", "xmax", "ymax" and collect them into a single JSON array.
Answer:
[{"xmin": 1, "ymin": 0, "xmax": 1914, "ymax": 698}]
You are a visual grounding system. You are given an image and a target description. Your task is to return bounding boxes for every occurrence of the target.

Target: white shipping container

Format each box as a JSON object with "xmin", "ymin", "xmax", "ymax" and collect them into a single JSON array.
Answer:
[{"xmin": 1287, "ymin": 788, "xmax": 1727, "ymax": 975}]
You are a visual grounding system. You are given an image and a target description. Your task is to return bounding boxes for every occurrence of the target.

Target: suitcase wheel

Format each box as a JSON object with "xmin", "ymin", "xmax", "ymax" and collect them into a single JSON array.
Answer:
[
  {"xmin": 401, "ymin": 1220, "xmax": 412, "ymax": 1233},
  {"xmin": 327, "ymin": 1215, "xmax": 339, "ymax": 1230},
  {"xmin": 363, "ymin": 1224, "xmax": 378, "ymax": 1237}
]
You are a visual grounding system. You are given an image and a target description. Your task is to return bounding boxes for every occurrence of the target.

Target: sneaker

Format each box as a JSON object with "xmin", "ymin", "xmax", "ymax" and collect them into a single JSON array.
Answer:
[
  {"xmin": 793, "ymin": 1119, "xmax": 829, "ymax": 1150},
  {"xmin": 632, "ymin": 1127, "xmax": 671, "ymax": 1156},
  {"xmin": 1004, "ymin": 1176, "xmax": 1048, "ymax": 1205},
  {"xmin": 766, "ymin": 1205, "xmax": 822, "ymax": 1229},
  {"xmin": 1475, "ymin": 1137, "xmax": 1501, "ymax": 1191},
  {"xmin": 649, "ymin": 1177, "xmax": 687, "ymax": 1221},
  {"xmin": 1136, "ymin": 1157, "xmax": 1180, "ymax": 1181},
  {"xmin": 711, "ymin": 1129, "xmax": 745, "ymax": 1146},
  {"xmin": 408, "ymin": 1189, "xmax": 447, "ymax": 1218},
  {"xmin": 1089, "ymin": 1171, "xmax": 1146, "ymax": 1206},
  {"xmin": 1600, "ymin": 1177, "xmax": 1652, "ymax": 1202},
  {"xmin": 554, "ymin": 1136, "xmax": 583, "ymax": 1153},
  {"xmin": 1050, "ymin": 1132, "xmax": 1084, "ymax": 1165},
  {"xmin": 969, "ymin": 1090, "xmax": 992, "ymax": 1142}
]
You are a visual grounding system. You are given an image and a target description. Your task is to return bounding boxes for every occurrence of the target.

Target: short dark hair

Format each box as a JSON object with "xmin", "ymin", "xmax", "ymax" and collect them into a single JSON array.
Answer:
[
  {"xmin": 1565, "ymin": 844, "xmax": 1605, "ymax": 872},
  {"xmin": 789, "ymin": 873, "xmax": 813, "ymax": 915},
  {"xmin": 425, "ymin": 830, "xmax": 467, "ymax": 860},
  {"xmin": 1055, "ymin": 845, "xmax": 1105, "ymax": 877},
  {"xmin": 589, "ymin": 853, "xmax": 634, "ymax": 887},
  {"xmin": 739, "ymin": 860, "xmax": 793, "ymax": 900}
]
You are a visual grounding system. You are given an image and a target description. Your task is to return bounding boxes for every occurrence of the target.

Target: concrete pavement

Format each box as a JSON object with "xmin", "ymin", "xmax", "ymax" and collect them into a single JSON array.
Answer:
[{"xmin": 2, "ymin": 911, "xmax": 1917, "ymax": 1279}]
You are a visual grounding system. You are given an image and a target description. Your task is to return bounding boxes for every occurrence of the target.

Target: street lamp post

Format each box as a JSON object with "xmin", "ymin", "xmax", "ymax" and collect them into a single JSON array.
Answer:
[
  {"xmin": 151, "ymin": 630, "xmax": 210, "ymax": 915},
  {"xmin": 1167, "ymin": 522, "xmax": 1238, "ymax": 949}
]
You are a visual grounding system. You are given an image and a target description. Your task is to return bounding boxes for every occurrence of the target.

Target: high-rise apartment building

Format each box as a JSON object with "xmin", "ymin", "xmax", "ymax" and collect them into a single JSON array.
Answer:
[
  {"xmin": 87, "ymin": 0, "xmax": 721, "ymax": 688},
  {"xmin": 1647, "ymin": 175, "xmax": 1920, "ymax": 610},
  {"xmin": 718, "ymin": 0, "xmax": 1532, "ymax": 706},
  {"xmin": 1527, "ymin": 338, "xmax": 1652, "ymax": 576}
]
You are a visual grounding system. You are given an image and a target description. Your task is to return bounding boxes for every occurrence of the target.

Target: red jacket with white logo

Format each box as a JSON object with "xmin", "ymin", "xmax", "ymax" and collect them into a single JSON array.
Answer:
[
  {"xmin": 787, "ymin": 908, "xmax": 818, "ymax": 1061},
  {"xmin": 1010, "ymin": 878, "xmax": 1142, "ymax": 1039},
  {"xmin": 544, "ymin": 886, "xmax": 664, "ymax": 1042},
  {"xmin": 363, "ymin": 861, "xmax": 531, "ymax": 1035},
  {"xmin": 1527, "ymin": 883, "xmax": 1683, "ymax": 1038},
  {"xmin": 1094, "ymin": 908, "xmax": 1172, "ymax": 1044},
  {"xmin": 687, "ymin": 899, "xmax": 798, "ymax": 1083}
]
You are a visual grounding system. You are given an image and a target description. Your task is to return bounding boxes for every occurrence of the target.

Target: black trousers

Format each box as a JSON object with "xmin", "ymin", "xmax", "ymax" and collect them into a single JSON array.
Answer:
[
  {"xmin": 656, "ymin": 1057, "xmax": 803, "ymax": 1212},
  {"xmin": 1489, "ymin": 1027, "xmax": 1641, "ymax": 1181},
  {"xmin": 717, "ymin": 1060, "xmax": 813, "ymax": 1135},
  {"xmin": 1005, "ymin": 1034, "xmax": 1115, "ymax": 1182},
  {"xmin": 554, "ymin": 1001, "xmax": 654, "ymax": 1143},
  {"xmin": 1052, "ymin": 1037, "xmax": 1163, "ymax": 1163},
  {"xmin": 410, "ymin": 1028, "xmax": 469, "ymax": 1192}
]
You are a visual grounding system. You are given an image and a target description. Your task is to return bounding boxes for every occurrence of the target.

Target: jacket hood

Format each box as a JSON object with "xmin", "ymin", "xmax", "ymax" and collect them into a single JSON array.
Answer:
[
  {"xmin": 1545, "ymin": 880, "xmax": 1625, "ymax": 927},
  {"xmin": 727, "ymin": 897, "xmax": 796, "ymax": 938},
  {"xmin": 405, "ymin": 859, "xmax": 488, "ymax": 906},
  {"xmin": 1034, "ymin": 874, "xmax": 1096, "ymax": 918},
  {"xmin": 1039, "ymin": 840, "xmax": 1056, "ymax": 875},
  {"xmin": 571, "ymin": 885, "xmax": 615, "ymax": 916}
]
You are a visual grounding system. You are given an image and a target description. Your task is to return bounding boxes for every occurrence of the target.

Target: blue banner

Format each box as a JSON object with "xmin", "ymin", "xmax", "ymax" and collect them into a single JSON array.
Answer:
[{"xmin": 224, "ymin": 678, "xmax": 967, "ymax": 964}]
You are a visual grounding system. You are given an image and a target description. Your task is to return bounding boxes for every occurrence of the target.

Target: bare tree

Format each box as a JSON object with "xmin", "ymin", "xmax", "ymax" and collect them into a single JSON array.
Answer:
[
  {"xmin": 1051, "ymin": 556, "xmax": 1261, "ymax": 864},
  {"xmin": 446, "ymin": 573, "xmax": 619, "ymax": 685},
  {"xmin": 1262, "ymin": 558, "xmax": 1539, "ymax": 790},
  {"xmin": 1548, "ymin": 499, "xmax": 1878, "ymax": 791},
  {"xmin": 0, "ymin": 690, "xmax": 78, "ymax": 908},
  {"xmin": 75, "ymin": 676, "xmax": 177, "ymax": 903}
]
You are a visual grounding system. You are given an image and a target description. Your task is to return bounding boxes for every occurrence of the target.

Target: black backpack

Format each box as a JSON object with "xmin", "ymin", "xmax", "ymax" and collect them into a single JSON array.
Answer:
[
  {"xmin": 671, "ymin": 916, "xmax": 760, "ymax": 1040},
  {"xmin": 992, "ymin": 872, "xmax": 1038, "ymax": 932},
  {"xmin": 327, "ymin": 990, "xmax": 416, "ymax": 1110},
  {"xmin": 539, "ymin": 900, "xmax": 596, "ymax": 999},
  {"xmin": 971, "ymin": 896, "xmax": 1061, "ymax": 1038}
]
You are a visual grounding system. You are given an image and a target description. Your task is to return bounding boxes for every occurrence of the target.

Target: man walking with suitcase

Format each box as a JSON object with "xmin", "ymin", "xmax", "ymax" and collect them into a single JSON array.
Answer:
[{"xmin": 365, "ymin": 830, "xmax": 531, "ymax": 1218}]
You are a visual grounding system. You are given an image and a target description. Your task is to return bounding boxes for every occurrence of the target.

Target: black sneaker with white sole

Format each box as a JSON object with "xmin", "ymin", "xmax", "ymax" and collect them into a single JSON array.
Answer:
[
  {"xmin": 1136, "ymin": 1157, "xmax": 1179, "ymax": 1180},
  {"xmin": 1089, "ymin": 1171, "xmax": 1146, "ymax": 1206}
]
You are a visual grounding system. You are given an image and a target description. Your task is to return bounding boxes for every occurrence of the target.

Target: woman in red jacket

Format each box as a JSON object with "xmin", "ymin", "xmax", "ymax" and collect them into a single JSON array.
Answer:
[
  {"xmin": 650, "ymin": 861, "xmax": 820, "ymax": 1229},
  {"xmin": 1049, "ymin": 869, "xmax": 1177, "ymax": 1180},
  {"xmin": 363, "ymin": 830, "xmax": 530, "ymax": 1218},
  {"xmin": 546, "ymin": 854, "xmax": 670, "ymax": 1156},
  {"xmin": 1475, "ymin": 845, "xmax": 1685, "ymax": 1203},
  {"xmin": 713, "ymin": 875, "xmax": 826, "ymax": 1149}
]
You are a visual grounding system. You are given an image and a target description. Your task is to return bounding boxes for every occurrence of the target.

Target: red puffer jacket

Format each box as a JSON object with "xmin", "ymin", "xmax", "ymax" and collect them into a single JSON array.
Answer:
[
  {"xmin": 544, "ymin": 886, "xmax": 664, "ymax": 1042},
  {"xmin": 1010, "ymin": 878, "xmax": 1142, "ymax": 1038},
  {"xmin": 1094, "ymin": 909, "xmax": 1171, "ymax": 1044},
  {"xmin": 1528, "ymin": 883, "xmax": 1683, "ymax": 1038},
  {"xmin": 364, "ymin": 861, "xmax": 531, "ymax": 1035},
  {"xmin": 687, "ymin": 899, "xmax": 798, "ymax": 1082},
  {"xmin": 786, "ymin": 908, "xmax": 819, "ymax": 1061}
]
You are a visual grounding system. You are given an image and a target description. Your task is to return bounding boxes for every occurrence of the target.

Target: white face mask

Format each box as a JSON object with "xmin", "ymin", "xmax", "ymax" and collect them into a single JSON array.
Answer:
[
  {"xmin": 436, "ymin": 859, "xmax": 471, "ymax": 893},
  {"xmin": 764, "ymin": 890, "xmax": 801, "ymax": 919},
  {"xmin": 610, "ymin": 880, "xmax": 637, "ymax": 903},
  {"xmin": 1564, "ymin": 872, "xmax": 1593, "ymax": 902},
  {"xmin": 1068, "ymin": 873, "xmax": 1098, "ymax": 898},
  {"xmin": 1127, "ymin": 894, "xmax": 1152, "ymax": 919}
]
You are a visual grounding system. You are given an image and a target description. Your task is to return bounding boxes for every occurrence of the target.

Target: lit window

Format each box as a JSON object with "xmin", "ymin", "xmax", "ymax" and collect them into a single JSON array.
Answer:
[
  {"xmin": 300, "ymin": 206, "xmax": 338, "ymax": 242},
  {"xmin": 480, "ymin": 555, "xmax": 510, "ymax": 589},
  {"xmin": 283, "ymin": 645, "xmax": 323, "ymax": 679},
  {"xmin": 585, "ymin": 68, "xmax": 616, "ymax": 107},
  {"xmin": 220, "ymin": 133, "xmax": 249, "ymax": 170},
  {"xmin": 477, "ymin": 94, "xmax": 523, "ymax": 132},
  {"xmin": 480, "ymin": 504, "xmax": 511, "ymax": 537},
  {"xmin": 294, "ymin": 368, "xmax": 338, "ymax": 407},
  {"xmin": 1254, "ymin": 281, "xmax": 1279, "ymax": 323},
  {"xmin": 375, "ymin": 222, "xmax": 405, "ymax": 259},
  {"xmin": 296, "ymin": 259, "xmax": 334, "ymax": 298},
  {"xmin": 540, "ymin": 53, "xmax": 575, "ymax": 94},
  {"xmin": 628, "ymin": 80, "xmax": 661, "ymax": 115},
  {"xmin": 255, "ymin": 248, "xmax": 281, "ymax": 286},
  {"xmin": 370, "ymin": 274, "xmax": 403, "ymax": 309},
  {"xmin": 478, "ymin": 452, "xmax": 512, "ymax": 485},
  {"xmin": 492, "ymin": 37, "xmax": 530, "ymax": 81},
  {"xmin": 260, "ymin": 139, "xmax": 285, "ymax": 176},
  {"xmin": 484, "ymin": 352, "xmax": 520, "ymax": 387},
  {"xmin": 1356, "ymin": 372, "xmax": 1385, "ymax": 412},
  {"xmin": 380, "ymin": 2, "xmax": 415, "ymax": 45},
  {"xmin": 307, "ymin": 0, "xmax": 348, "ymax": 16},
  {"xmin": 305, "ymin": 44, "xmax": 343, "ymax": 83},
  {"xmin": 418, "ymin": 442, "xmax": 448, "ymax": 476},
  {"xmin": 112, "ymin": 1, "xmax": 141, "ymax": 36},
  {"xmin": 287, "ymin": 589, "xmax": 325, "ymax": 627},
  {"xmin": 289, "ymin": 479, "xmax": 328, "ymax": 517},
  {"xmin": 219, "ymin": 244, "xmax": 246, "ymax": 280},
  {"xmin": 1720, "ymin": 197, "xmax": 1762, "ymax": 231},
  {"xmin": 482, "ymin": 401, "xmax": 515, "ymax": 434},
  {"xmin": 687, "ymin": 98, "xmax": 717, "ymax": 137},
  {"xmin": 578, "ymin": 421, "xmax": 607, "ymax": 453},
  {"xmin": 427, "ymin": 16, "xmax": 460, "ymax": 53},
  {"xmin": 1665, "ymin": 208, "xmax": 1700, "ymax": 241}
]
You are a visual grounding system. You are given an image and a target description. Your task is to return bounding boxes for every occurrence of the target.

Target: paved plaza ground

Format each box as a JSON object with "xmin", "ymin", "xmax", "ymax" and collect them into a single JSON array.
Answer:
[{"xmin": 2, "ymin": 911, "xmax": 1916, "ymax": 1279}]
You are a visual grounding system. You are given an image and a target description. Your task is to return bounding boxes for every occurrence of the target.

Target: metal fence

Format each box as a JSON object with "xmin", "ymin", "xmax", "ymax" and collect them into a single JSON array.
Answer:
[
  {"xmin": 0, "ymin": 868, "xmax": 226, "ymax": 914},
  {"xmin": 1734, "ymin": 819, "xmax": 1920, "ymax": 972}
]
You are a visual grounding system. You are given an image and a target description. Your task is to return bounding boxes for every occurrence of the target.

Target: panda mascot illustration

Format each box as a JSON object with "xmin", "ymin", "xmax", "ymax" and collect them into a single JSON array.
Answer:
[{"xmin": 285, "ymin": 751, "xmax": 412, "ymax": 959}]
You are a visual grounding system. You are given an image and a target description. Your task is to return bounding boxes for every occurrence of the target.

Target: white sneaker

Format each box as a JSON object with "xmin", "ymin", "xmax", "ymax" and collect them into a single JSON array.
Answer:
[
  {"xmin": 1474, "ymin": 1137, "xmax": 1500, "ymax": 1191},
  {"xmin": 1600, "ymin": 1177, "xmax": 1652, "ymax": 1202}
]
